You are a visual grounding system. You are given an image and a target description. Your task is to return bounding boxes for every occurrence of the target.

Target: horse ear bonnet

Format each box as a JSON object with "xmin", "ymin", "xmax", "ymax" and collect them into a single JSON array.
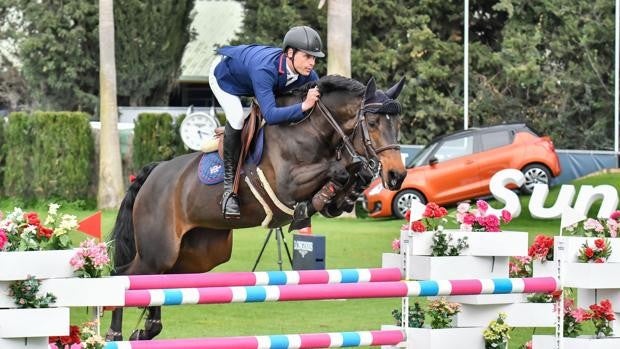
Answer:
[{"xmin": 364, "ymin": 77, "xmax": 404, "ymax": 115}]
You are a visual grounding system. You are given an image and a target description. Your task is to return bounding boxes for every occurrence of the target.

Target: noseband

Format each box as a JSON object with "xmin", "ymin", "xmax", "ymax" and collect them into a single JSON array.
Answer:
[{"xmin": 315, "ymin": 99, "xmax": 400, "ymax": 174}]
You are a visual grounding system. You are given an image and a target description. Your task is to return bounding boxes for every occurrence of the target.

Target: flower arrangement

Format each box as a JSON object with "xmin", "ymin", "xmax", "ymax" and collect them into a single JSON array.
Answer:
[
  {"xmin": 49, "ymin": 325, "xmax": 81, "ymax": 348},
  {"xmin": 577, "ymin": 238, "xmax": 612, "ymax": 263},
  {"xmin": 391, "ymin": 302, "xmax": 425, "ymax": 328},
  {"xmin": 403, "ymin": 202, "xmax": 448, "ymax": 232},
  {"xmin": 70, "ymin": 239, "xmax": 111, "ymax": 278},
  {"xmin": 8, "ymin": 275, "xmax": 56, "ymax": 308},
  {"xmin": 80, "ymin": 321, "xmax": 106, "ymax": 349},
  {"xmin": 528, "ymin": 234, "xmax": 554, "ymax": 262},
  {"xmin": 589, "ymin": 299, "xmax": 615, "ymax": 338},
  {"xmin": 427, "ymin": 297, "xmax": 461, "ymax": 329},
  {"xmin": 391, "ymin": 238, "xmax": 400, "ymax": 253},
  {"xmin": 526, "ymin": 289, "xmax": 562, "ymax": 303},
  {"xmin": 565, "ymin": 211, "xmax": 620, "ymax": 238},
  {"xmin": 563, "ymin": 296, "xmax": 590, "ymax": 337},
  {"xmin": 456, "ymin": 200, "xmax": 512, "ymax": 232},
  {"xmin": 392, "ymin": 298, "xmax": 461, "ymax": 329},
  {"xmin": 430, "ymin": 228, "xmax": 469, "ymax": 256},
  {"xmin": 483, "ymin": 312, "xmax": 510, "ymax": 349},
  {"xmin": 0, "ymin": 204, "xmax": 78, "ymax": 251},
  {"xmin": 509, "ymin": 256, "xmax": 532, "ymax": 278}
]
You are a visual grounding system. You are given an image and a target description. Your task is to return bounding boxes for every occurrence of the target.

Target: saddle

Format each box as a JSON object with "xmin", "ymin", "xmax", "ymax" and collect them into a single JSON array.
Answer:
[{"xmin": 200, "ymin": 101, "xmax": 263, "ymax": 193}]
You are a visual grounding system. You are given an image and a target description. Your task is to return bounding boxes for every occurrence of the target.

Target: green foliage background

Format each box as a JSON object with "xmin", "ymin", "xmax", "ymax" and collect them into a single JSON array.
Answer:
[
  {"xmin": 132, "ymin": 113, "xmax": 191, "ymax": 171},
  {"xmin": 234, "ymin": 0, "xmax": 614, "ymax": 150},
  {"xmin": 2, "ymin": 112, "xmax": 93, "ymax": 202}
]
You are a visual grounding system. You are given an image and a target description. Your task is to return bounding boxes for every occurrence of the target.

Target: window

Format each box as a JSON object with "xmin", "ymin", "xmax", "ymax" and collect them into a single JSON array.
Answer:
[
  {"xmin": 481, "ymin": 131, "xmax": 512, "ymax": 151},
  {"xmin": 433, "ymin": 136, "xmax": 474, "ymax": 162}
]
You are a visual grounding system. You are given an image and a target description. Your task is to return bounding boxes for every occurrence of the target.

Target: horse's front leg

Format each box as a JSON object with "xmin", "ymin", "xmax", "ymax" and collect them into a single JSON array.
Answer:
[
  {"xmin": 289, "ymin": 161, "xmax": 350, "ymax": 229},
  {"xmin": 129, "ymin": 306, "xmax": 163, "ymax": 340}
]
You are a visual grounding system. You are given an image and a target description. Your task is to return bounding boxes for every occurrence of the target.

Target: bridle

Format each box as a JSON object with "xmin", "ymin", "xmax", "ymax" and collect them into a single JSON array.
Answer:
[{"xmin": 315, "ymin": 97, "xmax": 401, "ymax": 175}]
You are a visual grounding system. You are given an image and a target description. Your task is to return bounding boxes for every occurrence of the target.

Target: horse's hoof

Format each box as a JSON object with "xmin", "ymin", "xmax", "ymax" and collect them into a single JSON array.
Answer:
[
  {"xmin": 129, "ymin": 329, "xmax": 146, "ymax": 341},
  {"xmin": 145, "ymin": 319, "xmax": 163, "ymax": 339}
]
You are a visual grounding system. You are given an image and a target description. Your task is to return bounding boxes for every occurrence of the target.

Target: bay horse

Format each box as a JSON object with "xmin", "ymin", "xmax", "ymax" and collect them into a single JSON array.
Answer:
[{"xmin": 106, "ymin": 75, "xmax": 407, "ymax": 341}]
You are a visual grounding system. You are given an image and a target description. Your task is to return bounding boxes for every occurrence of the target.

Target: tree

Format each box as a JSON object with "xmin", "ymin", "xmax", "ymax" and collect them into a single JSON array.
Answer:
[
  {"xmin": 324, "ymin": 0, "xmax": 351, "ymax": 77},
  {"xmin": 98, "ymin": 0, "xmax": 124, "ymax": 209}
]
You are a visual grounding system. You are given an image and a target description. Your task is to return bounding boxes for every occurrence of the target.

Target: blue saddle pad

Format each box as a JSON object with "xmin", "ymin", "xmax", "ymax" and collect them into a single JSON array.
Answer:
[{"xmin": 198, "ymin": 128, "xmax": 264, "ymax": 185}]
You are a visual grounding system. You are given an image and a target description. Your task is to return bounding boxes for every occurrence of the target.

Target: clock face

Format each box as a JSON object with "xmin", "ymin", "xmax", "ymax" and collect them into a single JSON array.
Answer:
[{"xmin": 180, "ymin": 112, "xmax": 219, "ymax": 151}]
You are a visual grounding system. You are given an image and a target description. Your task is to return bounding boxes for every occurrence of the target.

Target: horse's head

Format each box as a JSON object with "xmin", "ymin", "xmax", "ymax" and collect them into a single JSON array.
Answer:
[{"xmin": 354, "ymin": 77, "xmax": 407, "ymax": 190}]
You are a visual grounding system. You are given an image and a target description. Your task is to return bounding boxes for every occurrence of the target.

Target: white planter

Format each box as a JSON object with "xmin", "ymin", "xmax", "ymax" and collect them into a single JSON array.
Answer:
[
  {"xmin": 0, "ymin": 308, "xmax": 69, "ymax": 338},
  {"xmin": 0, "ymin": 277, "xmax": 126, "ymax": 308},
  {"xmin": 563, "ymin": 262, "xmax": 620, "ymax": 288},
  {"xmin": 401, "ymin": 230, "xmax": 528, "ymax": 256},
  {"xmin": 382, "ymin": 252, "xmax": 403, "ymax": 271},
  {"xmin": 0, "ymin": 337, "xmax": 49, "ymax": 349},
  {"xmin": 532, "ymin": 260, "xmax": 557, "ymax": 277},
  {"xmin": 456, "ymin": 303, "xmax": 556, "ymax": 327},
  {"xmin": 557, "ymin": 236, "xmax": 620, "ymax": 263},
  {"xmin": 439, "ymin": 294, "xmax": 526, "ymax": 305},
  {"xmin": 532, "ymin": 335, "xmax": 620, "ymax": 349},
  {"xmin": 380, "ymin": 325, "xmax": 484, "ymax": 349},
  {"xmin": 0, "ymin": 250, "xmax": 76, "ymax": 281},
  {"xmin": 407, "ymin": 255, "xmax": 508, "ymax": 280}
]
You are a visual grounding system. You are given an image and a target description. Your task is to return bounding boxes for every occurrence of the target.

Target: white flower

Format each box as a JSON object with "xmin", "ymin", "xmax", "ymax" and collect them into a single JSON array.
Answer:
[{"xmin": 48, "ymin": 203, "xmax": 60, "ymax": 216}]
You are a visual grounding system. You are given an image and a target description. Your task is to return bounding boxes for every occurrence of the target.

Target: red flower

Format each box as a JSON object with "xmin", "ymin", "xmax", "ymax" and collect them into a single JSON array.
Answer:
[
  {"xmin": 411, "ymin": 221, "xmax": 426, "ymax": 232},
  {"xmin": 24, "ymin": 212, "xmax": 41, "ymax": 227},
  {"xmin": 585, "ymin": 247, "xmax": 594, "ymax": 258},
  {"xmin": 404, "ymin": 210, "xmax": 411, "ymax": 222},
  {"xmin": 595, "ymin": 258, "xmax": 605, "ymax": 263},
  {"xmin": 423, "ymin": 202, "xmax": 447, "ymax": 219},
  {"xmin": 595, "ymin": 238, "xmax": 606, "ymax": 249},
  {"xmin": 37, "ymin": 226, "xmax": 54, "ymax": 239},
  {"xmin": 463, "ymin": 213, "xmax": 476, "ymax": 225}
]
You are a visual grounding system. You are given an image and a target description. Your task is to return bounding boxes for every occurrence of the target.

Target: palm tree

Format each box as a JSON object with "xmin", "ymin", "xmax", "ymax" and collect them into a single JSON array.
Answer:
[
  {"xmin": 322, "ymin": 0, "xmax": 351, "ymax": 77},
  {"xmin": 98, "ymin": 0, "xmax": 124, "ymax": 208}
]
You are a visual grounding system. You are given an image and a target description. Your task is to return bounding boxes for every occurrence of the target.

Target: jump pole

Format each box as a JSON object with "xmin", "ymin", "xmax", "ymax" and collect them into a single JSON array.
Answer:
[{"xmin": 124, "ymin": 276, "xmax": 559, "ymax": 307}]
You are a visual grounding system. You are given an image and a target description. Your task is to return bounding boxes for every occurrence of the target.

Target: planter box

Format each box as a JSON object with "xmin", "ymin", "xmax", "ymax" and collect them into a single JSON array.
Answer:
[
  {"xmin": 407, "ymin": 256, "xmax": 508, "ymax": 280},
  {"xmin": 382, "ymin": 253, "xmax": 403, "ymax": 271},
  {"xmin": 0, "ymin": 337, "xmax": 49, "ymax": 349},
  {"xmin": 456, "ymin": 303, "xmax": 556, "ymax": 327},
  {"xmin": 563, "ymin": 263, "xmax": 620, "ymax": 288},
  {"xmin": 0, "ymin": 250, "xmax": 76, "ymax": 281},
  {"xmin": 532, "ymin": 335, "xmax": 620, "ymax": 349},
  {"xmin": 380, "ymin": 325, "xmax": 484, "ymax": 348},
  {"xmin": 0, "ymin": 277, "xmax": 126, "ymax": 308},
  {"xmin": 557, "ymin": 236, "xmax": 620, "ymax": 263},
  {"xmin": 401, "ymin": 230, "xmax": 528, "ymax": 257},
  {"xmin": 0, "ymin": 308, "xmax": 69, "ymax": 338},
  {"xmin": 532, "ymin": 260, "xmax": 557, "ymax": 278},
  {"xmin": 439, "ymin": 294, "xmax": 526, "ymax": 305}
]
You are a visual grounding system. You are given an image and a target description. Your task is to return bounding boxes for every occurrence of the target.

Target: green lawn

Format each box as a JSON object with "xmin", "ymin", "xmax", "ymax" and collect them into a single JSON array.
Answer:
[{"xmin": 3, "ymin": 173, "xmax": 619, "ymax": 348}]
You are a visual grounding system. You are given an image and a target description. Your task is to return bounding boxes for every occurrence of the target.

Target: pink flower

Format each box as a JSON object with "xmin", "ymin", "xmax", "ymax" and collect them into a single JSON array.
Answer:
[
  {"xmin": 0, "ymin": 229, "xmax": 7, "ymax": 250},
  {"xmin": 463, "ymin": 213, "xmax": 476, "ymax": 225},
  {"xmin": 476, "ymin": 200, "xmax": 489, "ymax": 214},
  {"xmin": 610, "ymin": 210, "xmax": 620, "ymax": 221},
  {"xmin": 501, "ymin": 209, "xmax": 512, "ymax": 223},
  {"xmin": 571, "ymin": 308, "xmax": 592, "ymax": 323},
  {"xmin": 391, "ymin": 239, "xmax": 400, "ymax": 252},
  {"xmin": 456, "ymin": 202, "xmax": 470, "ymax": 214}
]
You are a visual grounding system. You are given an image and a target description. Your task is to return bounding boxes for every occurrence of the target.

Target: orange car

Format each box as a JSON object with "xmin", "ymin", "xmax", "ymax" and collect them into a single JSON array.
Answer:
[{"xmin": 363, "ymin": 123, "xmax": 561, "ymax": 218}]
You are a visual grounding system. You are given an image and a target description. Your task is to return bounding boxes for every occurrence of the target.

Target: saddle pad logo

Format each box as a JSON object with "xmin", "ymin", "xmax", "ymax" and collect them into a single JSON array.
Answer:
[
  {"xmin": 294, "ymin": 240, "xmax": 313, "ymax": 258},
  {"xmin": 198, "ymin": 152, "xmax": 225, "ymax": 185}
]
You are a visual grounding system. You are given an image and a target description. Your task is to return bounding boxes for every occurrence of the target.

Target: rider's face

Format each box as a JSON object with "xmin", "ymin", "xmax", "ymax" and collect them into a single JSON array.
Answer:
[{"xmin": 287, "ymin": 49, "xmax": 316, "ymax": 76}]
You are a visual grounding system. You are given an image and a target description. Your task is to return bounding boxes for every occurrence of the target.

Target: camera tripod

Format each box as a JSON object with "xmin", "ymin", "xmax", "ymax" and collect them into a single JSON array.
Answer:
[{"xmin": 251, "ymin": 227, "xmax": 293, "ymax": 271}]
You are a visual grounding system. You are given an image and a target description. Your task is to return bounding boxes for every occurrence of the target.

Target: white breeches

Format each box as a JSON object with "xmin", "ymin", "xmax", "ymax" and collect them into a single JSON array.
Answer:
[{"xmin": 209, "ymin": 55, "xmax": 246, "ymax": 130}]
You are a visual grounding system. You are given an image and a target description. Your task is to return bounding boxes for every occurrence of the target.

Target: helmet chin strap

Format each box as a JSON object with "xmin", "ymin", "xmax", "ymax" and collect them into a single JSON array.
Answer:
[{"xmin": 287, "ymin": 49, "xmax": 302, "ymax": 75}]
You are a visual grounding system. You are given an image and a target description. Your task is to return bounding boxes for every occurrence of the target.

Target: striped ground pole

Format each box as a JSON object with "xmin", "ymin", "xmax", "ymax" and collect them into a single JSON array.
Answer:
[
  {"xmin": 124, "ymin": 276, "xmax": 559, "ymax": 307},
  {"xmin": 101, "ymin": 330, "xmax": 405, "ymax": 349},
  {"xmin": 121, "ymin": 268, "xmax": 402, "ymax": 290}
]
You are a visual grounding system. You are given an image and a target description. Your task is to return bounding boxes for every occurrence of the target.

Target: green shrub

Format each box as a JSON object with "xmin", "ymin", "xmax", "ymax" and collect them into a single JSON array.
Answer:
[
  {"xmin": 31, "ymin": 111, "xmax": 94, "ymax": 201},
  {"xmin": 132, "ymin": 113, "xmax": 177, "ymax": 170},
  {"xmin": 0, "ymin": 117, "xmax": 5, "ymax": 193},
  {"xmin": 3, "ymin": 112, "xmax": 33, "ymax": 199},
  {"xmin": 172, "ymin": 114, "xmax": 192, "ymax": 157}
]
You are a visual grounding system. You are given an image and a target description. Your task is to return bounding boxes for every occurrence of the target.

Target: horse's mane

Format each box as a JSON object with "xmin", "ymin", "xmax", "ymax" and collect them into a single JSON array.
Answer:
[{"xmin": 290, "ymin": 75, "xmax": 365, "ymax": 98}]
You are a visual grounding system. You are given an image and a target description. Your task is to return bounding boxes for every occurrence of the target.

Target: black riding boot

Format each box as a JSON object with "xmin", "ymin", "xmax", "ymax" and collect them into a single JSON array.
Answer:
[{"xmin": 222, "ymin": 123, "xmax": 242, "ymax": 219}]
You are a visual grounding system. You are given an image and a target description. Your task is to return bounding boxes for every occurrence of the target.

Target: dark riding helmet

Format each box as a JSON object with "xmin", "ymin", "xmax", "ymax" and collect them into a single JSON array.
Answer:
[{"xmin": 283, "ymin": 26, "xmax": 325, "ymax": 58}]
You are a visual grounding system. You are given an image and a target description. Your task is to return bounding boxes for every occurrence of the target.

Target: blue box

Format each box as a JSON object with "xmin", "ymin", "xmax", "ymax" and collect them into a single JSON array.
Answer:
[{"xmin": 292, "ymin": 234, "xmax": 325, "ymax": 270}]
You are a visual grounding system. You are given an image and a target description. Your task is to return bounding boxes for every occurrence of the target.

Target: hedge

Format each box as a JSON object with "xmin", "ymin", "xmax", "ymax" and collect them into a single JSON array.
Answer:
[
  {"xmin": 2, "ymin": 111, "xmax": 93, "ymax": 201},
  {"xmin": 132, "ymin": 113, "xmax": 190, "ymax": 171}
]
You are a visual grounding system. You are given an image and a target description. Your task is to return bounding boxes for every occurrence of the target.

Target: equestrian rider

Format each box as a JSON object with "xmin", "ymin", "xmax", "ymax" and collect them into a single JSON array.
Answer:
[{"xmin": 209, "ymin": 26, "xmax": 324, "ymax": 219}]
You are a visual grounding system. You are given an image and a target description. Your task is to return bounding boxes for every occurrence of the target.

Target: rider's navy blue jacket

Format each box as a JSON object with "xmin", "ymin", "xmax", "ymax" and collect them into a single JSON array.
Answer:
[{"xmin": 214, "ymin": 45, "xmax": 319, "ymax": 125}]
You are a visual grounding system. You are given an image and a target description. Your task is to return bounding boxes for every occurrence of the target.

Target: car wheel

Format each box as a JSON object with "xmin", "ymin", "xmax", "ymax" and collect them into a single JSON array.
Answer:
[
  {"xmin": 391, "ymin": 189, "xmax": 427, "ymax": 219},
  {"xmin": 521, "ymin": 164, "xmax": 551, "ymax": 194}
]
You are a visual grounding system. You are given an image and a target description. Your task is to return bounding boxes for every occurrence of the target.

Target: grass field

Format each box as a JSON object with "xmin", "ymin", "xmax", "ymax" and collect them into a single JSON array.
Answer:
[{"xmin": 2, "ymin": 173, "xmax": 619, "ymax": 347}]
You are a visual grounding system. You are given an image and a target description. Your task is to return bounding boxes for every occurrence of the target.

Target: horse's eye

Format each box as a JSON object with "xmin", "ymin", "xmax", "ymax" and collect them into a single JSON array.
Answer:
[{"xmin": 368, "ymin": 118, "xmax": 378, "ymax": 128}]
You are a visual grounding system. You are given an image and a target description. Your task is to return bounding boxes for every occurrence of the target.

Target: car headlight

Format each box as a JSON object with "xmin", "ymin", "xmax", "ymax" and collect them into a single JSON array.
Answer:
[{"xmin": 367, "ymin": 182, "xmax": 384, "ymax": 196}]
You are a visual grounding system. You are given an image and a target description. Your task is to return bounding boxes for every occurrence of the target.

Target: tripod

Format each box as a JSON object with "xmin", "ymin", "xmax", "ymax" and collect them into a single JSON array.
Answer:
[{"xmin": 251, "ymin": 227, "xmax": 293, "ymax": 271}]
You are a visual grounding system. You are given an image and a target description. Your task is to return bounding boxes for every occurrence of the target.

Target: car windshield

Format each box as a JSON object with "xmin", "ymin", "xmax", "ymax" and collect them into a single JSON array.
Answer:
[{"xmin": 408, "ymin": 142, "xmax": 438, "ymax": 168}]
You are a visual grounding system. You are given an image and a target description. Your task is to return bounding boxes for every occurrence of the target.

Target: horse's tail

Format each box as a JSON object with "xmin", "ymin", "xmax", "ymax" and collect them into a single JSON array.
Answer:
[{"xmin": 108, "ymin": 162, "xmax": 159, "ymax": 275}]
